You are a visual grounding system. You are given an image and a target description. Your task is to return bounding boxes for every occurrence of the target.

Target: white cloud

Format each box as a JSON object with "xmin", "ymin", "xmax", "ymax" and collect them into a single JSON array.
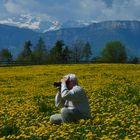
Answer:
[
  {"xmin": 78, "ymin": 0, "xmax": 108, "ymax": 20},
  {"xmin": 0, "ymin": 0, "xmax": 140, "ymax": 22},
  {"xmin": 101, "ymin": 0, "xmax": 140, "ymax": 21},
  {"xmin": 4, "ymin": 1, "xmax": 25, "ymax": 14},
  {"xmin": 3, "ymin": 0, "xmax": 41, "ymax": 15},
  {"xmin": 75, "ymin": 0, "xmax": 140, "ymax": 21}
]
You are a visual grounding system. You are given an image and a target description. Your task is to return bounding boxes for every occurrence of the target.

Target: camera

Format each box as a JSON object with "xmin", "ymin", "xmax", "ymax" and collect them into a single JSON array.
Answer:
[{"xmin": 53, "ymin": 81, "xmax": 61, "ymax": 88}]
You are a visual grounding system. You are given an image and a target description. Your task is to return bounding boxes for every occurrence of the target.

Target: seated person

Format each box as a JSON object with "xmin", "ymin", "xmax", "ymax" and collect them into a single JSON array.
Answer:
[{"xmin": 50, "ymin": 74, "xmax": 91, "ymax": 124}]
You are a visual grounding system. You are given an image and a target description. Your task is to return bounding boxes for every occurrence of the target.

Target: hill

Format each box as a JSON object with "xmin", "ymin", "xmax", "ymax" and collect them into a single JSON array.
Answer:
[
  {"xmin": 45, "ymin": 20, "xmax": 140, "ymax": 57},
  {"xmin": 0, "ymin": 20, "xmax": 140, "ymax": 57},
  {"xmin": 0, "ymin": 24, "xmax": 42, "ymax": 56}
]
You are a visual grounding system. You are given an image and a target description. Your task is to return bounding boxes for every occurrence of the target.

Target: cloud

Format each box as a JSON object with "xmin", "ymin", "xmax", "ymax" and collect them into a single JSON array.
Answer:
[
  {"xmin": 101, "ymin": 0, "xmax": 140, "ymax": 21},
  {"xmin": 0, "ymin": 0, "xmax": 140, "ymax": 22},
  {"xmin": 3, "ymin": 0, "xmax": 39, "ymax": 15},
  {"xmin": 78, "ymin": 0, "xmax": 108, "ymax": 20},
  {"xmin": 4, "ymin": 1, "xmax": 25, "ymax": 14},
  {"xmin": 74, "ymin": 0, "xmax": 140, "ymax": 21}
]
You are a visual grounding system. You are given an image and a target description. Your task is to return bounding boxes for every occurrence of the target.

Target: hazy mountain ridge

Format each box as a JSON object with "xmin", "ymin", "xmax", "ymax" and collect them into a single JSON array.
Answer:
[
  {"xmin": 0, "ymin": 20, "xmax": 140, "ymax": 57},
  {"xmin": 44, "ymin": 20, "xmax": 140, "ymax": 56},
  {"xmin": 0, "ymin": 24, "xmax": 43, "ymax": 56},
  {"xmin": 88, "ymin": 20, "xmax": 140, "ymax": 30}
]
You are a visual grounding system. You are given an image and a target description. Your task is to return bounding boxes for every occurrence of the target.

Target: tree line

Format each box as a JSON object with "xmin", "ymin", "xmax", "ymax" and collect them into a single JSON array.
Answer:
[
  {"xmin": 0, "ymin": 38, "xmax": 92, "ymax": 64},
  {"xmin": 0, "ymin": 37, "xmax": 139, "ymax": 65}
]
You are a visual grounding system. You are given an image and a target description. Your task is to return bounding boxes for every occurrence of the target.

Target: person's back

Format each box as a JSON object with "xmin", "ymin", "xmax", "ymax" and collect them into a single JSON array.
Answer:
[{"xmin": 60, "ymin": 85, "xmax": 91, "ymax": 118}]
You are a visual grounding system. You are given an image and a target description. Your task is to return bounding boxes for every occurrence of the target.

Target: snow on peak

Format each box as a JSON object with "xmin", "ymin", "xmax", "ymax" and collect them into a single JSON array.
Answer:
[
  {"xmin": 0, "ymin": 13, "xmax": 98, "ymax": 32},
  {"xmin": 0, "ymin": 13, "xmax": 61, "ymax": 32}
]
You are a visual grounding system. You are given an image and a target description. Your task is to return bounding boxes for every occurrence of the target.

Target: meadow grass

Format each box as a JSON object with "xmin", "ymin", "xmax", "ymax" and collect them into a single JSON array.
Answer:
[{"xmin": 0, "ymin": 64, "xmax": 140, "ymax": 140}]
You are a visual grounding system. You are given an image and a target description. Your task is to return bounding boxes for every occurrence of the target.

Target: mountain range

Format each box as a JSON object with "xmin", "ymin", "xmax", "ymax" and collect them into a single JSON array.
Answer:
[
  {"xmin": 0, "ymin": 19, "xmax": 140, "ymax": 58},
  {"xmin": 0, "ymin": 14, "xmax": 93, "ymax": 33},
  {"xmin": 44, "ymin": 20, "xmax": 140, "ymax": 57}
]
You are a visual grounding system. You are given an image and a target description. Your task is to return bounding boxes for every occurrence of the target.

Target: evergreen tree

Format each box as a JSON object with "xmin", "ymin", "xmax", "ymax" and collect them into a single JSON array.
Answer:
[
  {"xmin": 0, "ymin": 48, "xmax": 13, "ymax": 63},
  {"xmin": 16, "ymin": 40, "xmax": 33, "ymax": 63},
  {"xmin": 48, "ymin": 40, "xmax": 64, "ymax": 63},
  {"xmin": 33, "ymin": 37, "xmax": 47, "ymax": 64},
  {"xmin": 82, "ymin": 42, "xmax": 92, "ymax": 62},
  {"xmin": 101, "ymin": 41, "xmax": 127, "ymax": 63}
]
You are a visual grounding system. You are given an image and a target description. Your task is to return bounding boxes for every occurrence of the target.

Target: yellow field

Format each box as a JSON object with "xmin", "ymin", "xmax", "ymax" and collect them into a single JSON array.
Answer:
[{"xmin": 0, "ymin": 64, "xmax": 140, "ymax": 140}]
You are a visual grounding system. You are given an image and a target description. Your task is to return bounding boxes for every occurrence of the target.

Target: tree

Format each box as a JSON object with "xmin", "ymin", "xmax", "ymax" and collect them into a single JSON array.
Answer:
[
  {"xmin": 48, "ymin": 40, "xmax": 64, "ymax": 63},
  {"xmin": 71, "ymin": 40, "xmax": 84, "ymax": 63},
  {"xmin": 0, "ymin": 48, "xmax": 13, "ymax": 63},
  {"xmin": 62, "ymin": 46, "xmax": 71, "ymax": 63},
  {"xmin": 33, "ymin": 37, "xmax": 47, "ymax": 64},
  {"xmin": 82, "ymin": 42, "xmax": 92, "ymax": 62},
  {"xmin": 101, "ymin": 41, "xmax": 127, "ymax": 63},
  {"xmin": 16, "ymin": 40, "xmax": 33, "ymax": 63},
  {"xmin": 128, "ymin": 56, "xmax": 139, "ymax": 64}
]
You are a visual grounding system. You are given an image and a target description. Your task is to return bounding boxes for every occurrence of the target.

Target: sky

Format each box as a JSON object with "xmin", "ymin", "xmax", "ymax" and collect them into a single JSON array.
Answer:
[{"xmin": 1, "ymin": 0, "xmax": 140, "ymax": 22}]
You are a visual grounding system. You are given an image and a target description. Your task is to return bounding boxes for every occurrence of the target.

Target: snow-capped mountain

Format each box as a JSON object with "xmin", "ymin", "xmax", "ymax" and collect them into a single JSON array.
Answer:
[
  {"xmin": 1, "ymin": 20, "xmax": 140, "ymax": 57},
  {"xmin": 0, "ymin": 14, "xmax": 60, "ymax": 33},
  {"xmin": 0, "ymin": 14, "xmax": 96, "ymax": 33}
]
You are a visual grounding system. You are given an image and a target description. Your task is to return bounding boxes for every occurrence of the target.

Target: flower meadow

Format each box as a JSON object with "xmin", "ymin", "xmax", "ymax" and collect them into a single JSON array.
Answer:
[{"xmin": 0, "ymin": 64, "xmax": 140, "ymax": 140}]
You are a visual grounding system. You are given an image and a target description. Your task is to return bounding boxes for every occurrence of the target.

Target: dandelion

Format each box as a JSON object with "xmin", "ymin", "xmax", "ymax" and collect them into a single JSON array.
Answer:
[{"xmin": 0, "ymin": 64, "xmax": 140, "ymax": 139}]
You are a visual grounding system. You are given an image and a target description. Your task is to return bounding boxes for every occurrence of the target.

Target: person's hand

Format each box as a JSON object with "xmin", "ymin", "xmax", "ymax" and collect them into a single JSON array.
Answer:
[{"xmin": 61, "ymin": 77, "xmax": 68, "ymax": 83}]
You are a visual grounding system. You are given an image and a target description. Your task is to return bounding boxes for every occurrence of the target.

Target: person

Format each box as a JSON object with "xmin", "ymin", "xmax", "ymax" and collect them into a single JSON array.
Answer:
[{"xmin": 50, "ymin": 74, "xmax": 91, "ymax": 124}]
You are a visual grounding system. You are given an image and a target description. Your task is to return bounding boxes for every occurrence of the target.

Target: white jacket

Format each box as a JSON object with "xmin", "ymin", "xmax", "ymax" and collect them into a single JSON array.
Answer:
[{"xmin": 55, "ymin": 82, "xmax": 91, "ymax": 118}]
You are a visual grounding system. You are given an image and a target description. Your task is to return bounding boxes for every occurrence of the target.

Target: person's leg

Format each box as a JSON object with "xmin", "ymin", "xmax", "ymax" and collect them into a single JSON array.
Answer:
[
  {"xmin": 50, "ymin": 114, "xmax": 62, "ymax": 124},
  {"xmin": 61, "ymin": 108, "xmax": 84, "ymax": 123}
]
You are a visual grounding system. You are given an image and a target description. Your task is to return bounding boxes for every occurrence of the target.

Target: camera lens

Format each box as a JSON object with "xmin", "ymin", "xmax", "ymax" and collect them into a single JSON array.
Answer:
[{"xmin": 54, "ymin": 82, "xmax": 61, "ymax": 87}]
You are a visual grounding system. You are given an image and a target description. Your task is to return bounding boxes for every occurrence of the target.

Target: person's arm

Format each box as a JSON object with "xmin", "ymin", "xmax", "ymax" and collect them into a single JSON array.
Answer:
[
  {"xmin": 61, "ymin": 82, "xmax": 80, "ymax": 101},
  {"xmin": 55, "ymin": 91, "xmax": 65, "ymax": 108}
]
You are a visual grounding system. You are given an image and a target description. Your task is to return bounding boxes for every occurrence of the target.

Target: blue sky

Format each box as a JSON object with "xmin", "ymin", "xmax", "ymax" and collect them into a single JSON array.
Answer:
[{"xmin": 1, "ymin": 0, "xmax": 140, "ymax": 22}]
